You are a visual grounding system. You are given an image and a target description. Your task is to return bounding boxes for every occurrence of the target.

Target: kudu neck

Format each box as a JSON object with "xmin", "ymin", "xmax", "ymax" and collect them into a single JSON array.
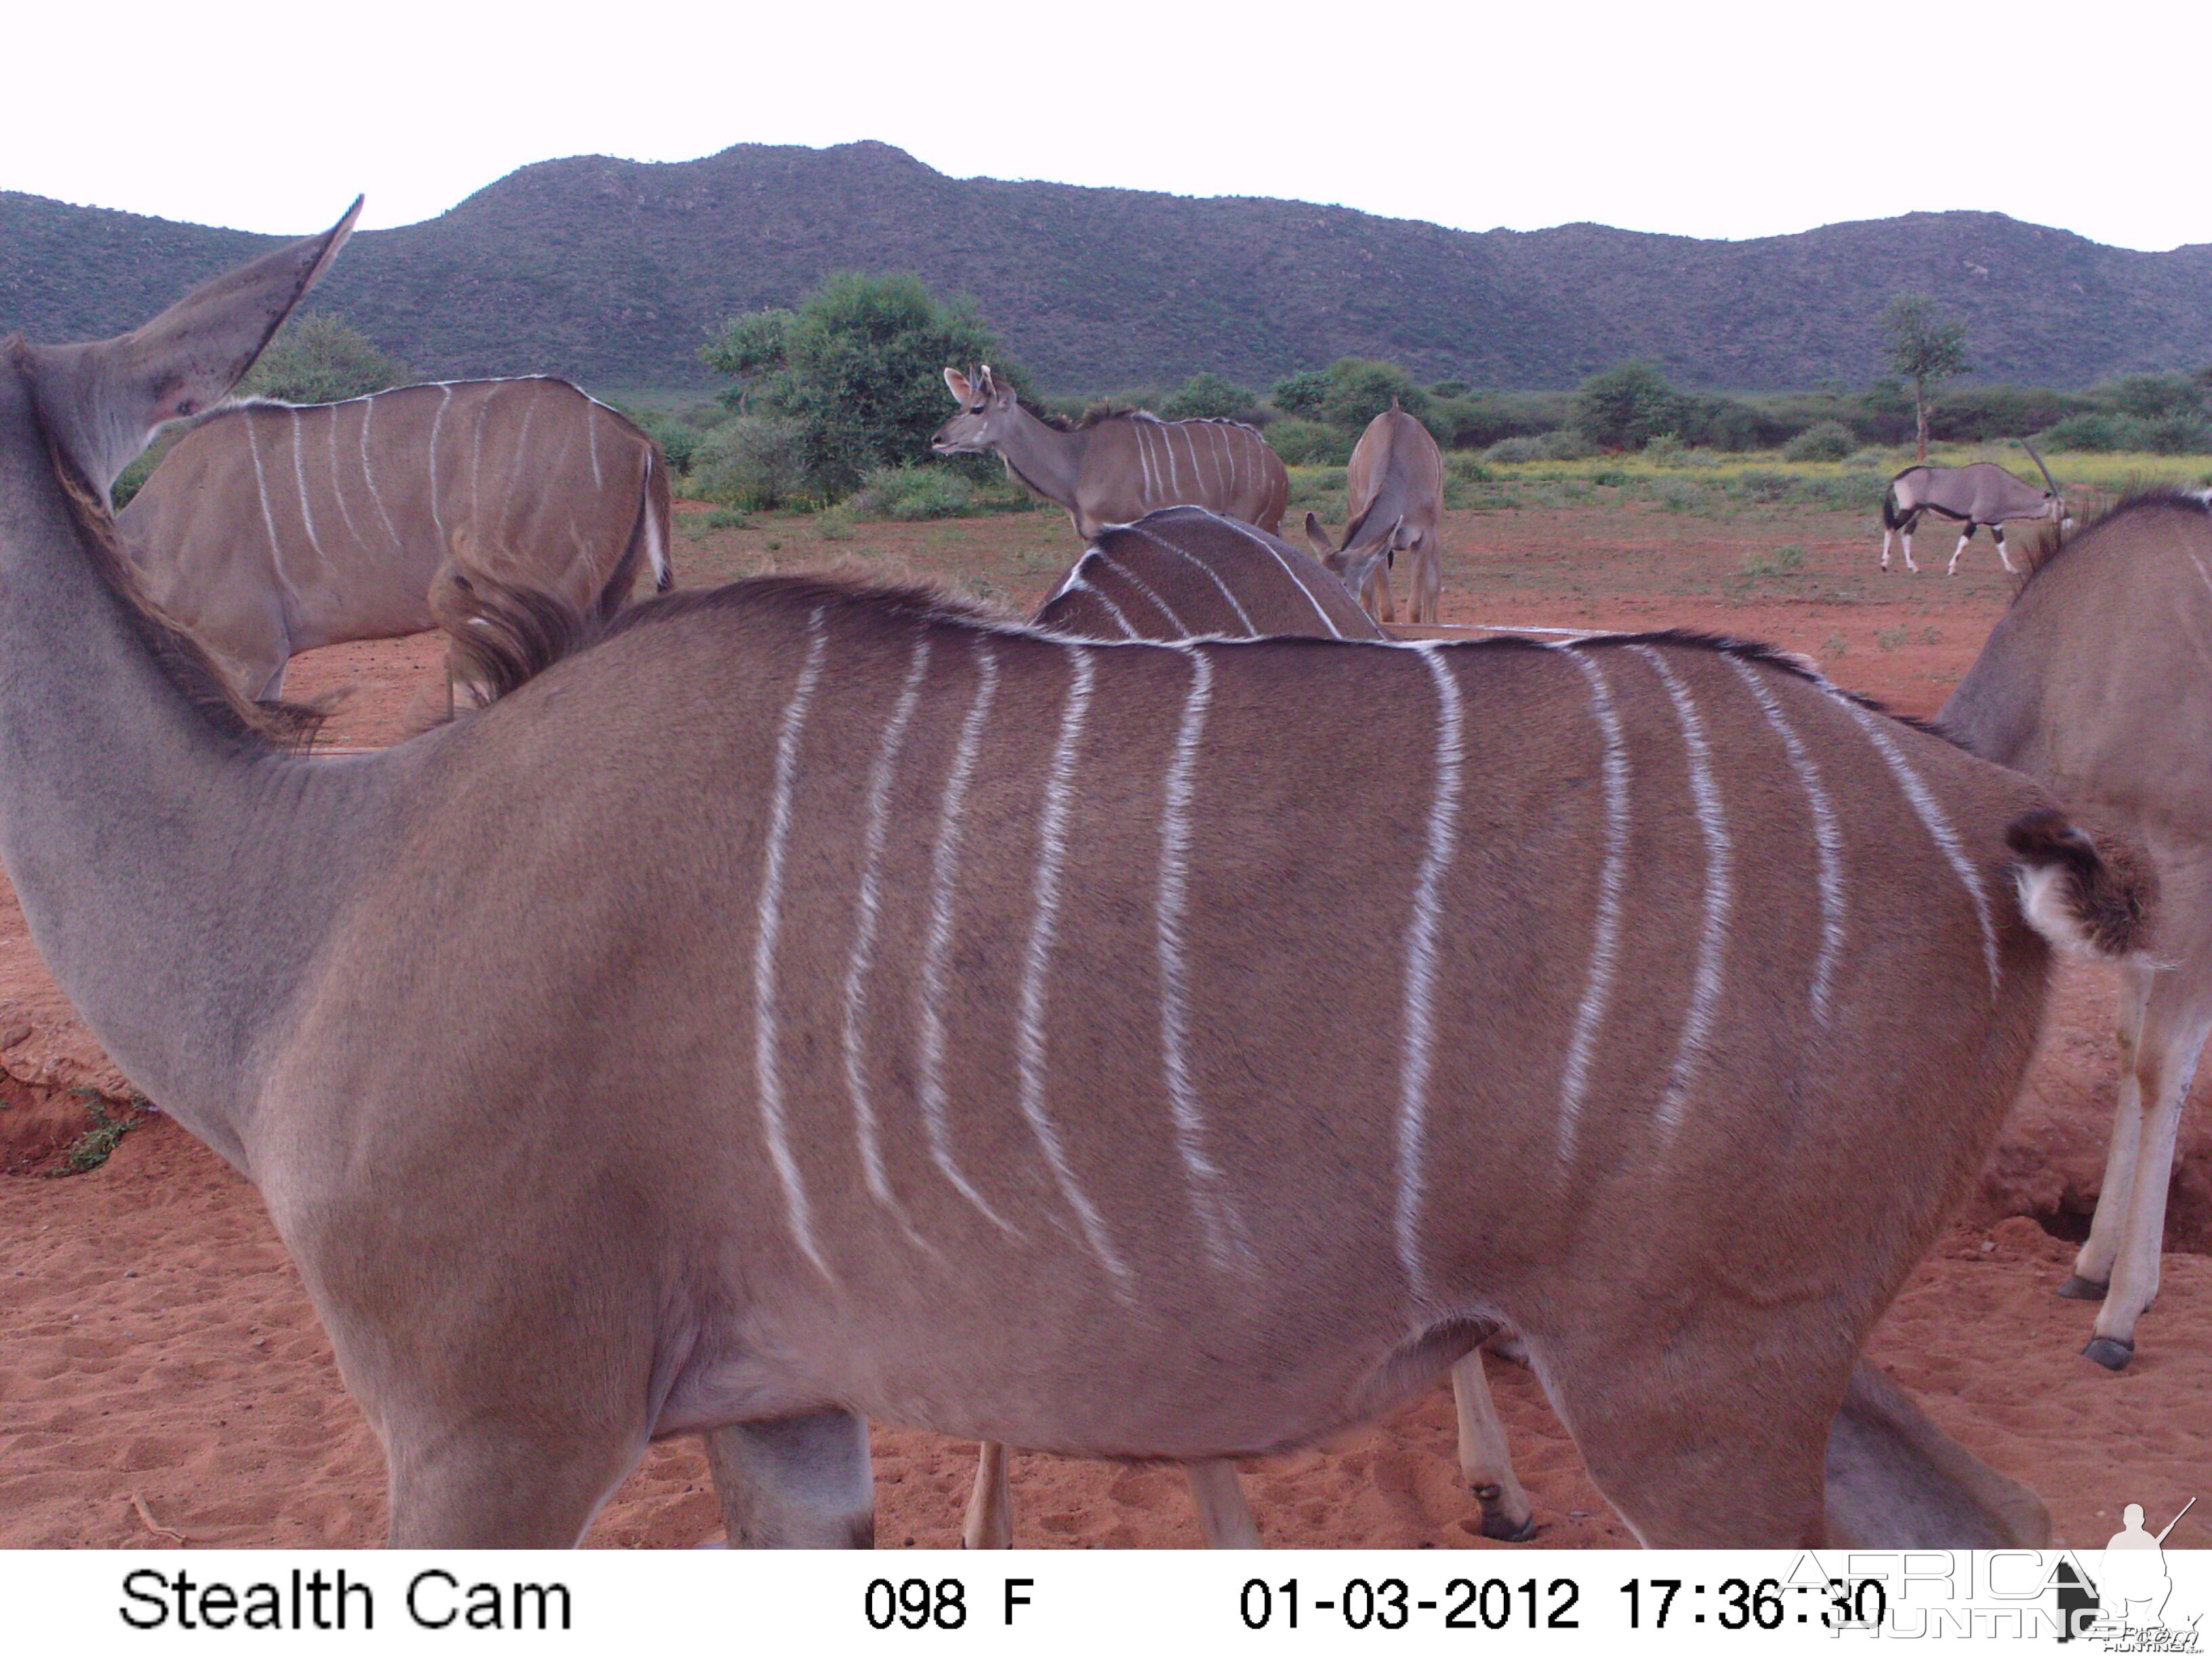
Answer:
[
  {"xmin": 0, "ymin": 365, "xmax": 367, "ymax": 1168},
  {"xmin": 992, "ymin": 405, "xmax": 1086, "ymax": 508}
]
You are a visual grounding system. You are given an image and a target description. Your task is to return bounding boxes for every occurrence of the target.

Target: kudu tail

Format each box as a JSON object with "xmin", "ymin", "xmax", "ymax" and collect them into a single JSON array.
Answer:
[
  {"xmin": 600, "ymin": 449, "xmax": 674, "ymax": 617},
  {"xmin": 2005, "ymin": 808, "xmax": 2155, "ymax": 960}
]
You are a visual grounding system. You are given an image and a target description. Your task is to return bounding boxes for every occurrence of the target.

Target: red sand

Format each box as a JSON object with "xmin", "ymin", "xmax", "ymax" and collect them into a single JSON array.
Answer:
[{"xmin": 3, "ymin": 497, "xmax": 2207, "ymax": 1549}]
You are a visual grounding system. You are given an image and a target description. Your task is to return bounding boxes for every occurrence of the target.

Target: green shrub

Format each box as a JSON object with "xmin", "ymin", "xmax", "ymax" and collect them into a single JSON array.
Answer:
[
  {"xmin": 851, "ymin": 463, "xmax": 979, "ymax": 520},
  {"xmin": 2037, "ymin": 412, "xmax": 2148, "ymax": 452},
  {"xmin": 1539, "ymin": 429, "xmax": 1596, "ymax": 461},
  {"xmin": 1160, "ymin": 371, "xmax": 1259, "ymax": 422},
  {"xmin": 1572, "ymin": 361, "xmax": 1686, "ymax": 451},
  {"xmin": 1783, "ymin": 420, "xmax": 1856, "ymax": 462},
  {"xmin": 1483, "ymin": 435, "xmax": 1545, "ymax": 465},
  {"xmin": 241, "ymin": 312, "xmax": 406, "ymax": 405},
  {"xmin": 639, "ymin": 416, "xmax": 703, "ymax": 474},
  {"xmin": 693, "ymin": 416, "xmax": 812, "ymax": 509},
  {"xmin": 1270, "ymin": 370, "xmax": 1332, "ymax": 418},
  {"xmin": 1267, "ymin": 418, "xmax": 1354, "ymax": 466}
]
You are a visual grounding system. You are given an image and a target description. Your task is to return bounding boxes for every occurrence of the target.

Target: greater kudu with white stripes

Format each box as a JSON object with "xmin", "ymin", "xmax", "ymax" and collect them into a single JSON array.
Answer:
[
  {"xmin": 933, "ymin": 367, "xmax": 1289, "ymax": 541},
  {"xmin": 117, "ymin": 377, "xmax": 672, "ymax": 699},
  {"xmin": 1880, "ymin": 447, "xmax": 2064, "ymax": 576},
  {"xmin": 1941, "ymin": 491, "xmax": 2205, "ymax": 1371},
  {"xmin": 1034, "ymin": 506, "xmax": 1380, "ymax": 644},
  {"xmin": 5, "ymin": 211, "xmax": 2139, "ymax": 1547},
  {"xmin": 1303, "ymin": 403, "xmax": 1446, "ymax": 625}
]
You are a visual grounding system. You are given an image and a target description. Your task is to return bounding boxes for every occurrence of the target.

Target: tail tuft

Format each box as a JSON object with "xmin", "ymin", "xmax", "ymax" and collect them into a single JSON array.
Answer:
[
  {"xmin": 2005, "ymin": 808, "xmax": 2155, "ymax": 960},
  {"xmin": 1881, "ymin": 484, "xmax": 1903, "ymax": 531}
]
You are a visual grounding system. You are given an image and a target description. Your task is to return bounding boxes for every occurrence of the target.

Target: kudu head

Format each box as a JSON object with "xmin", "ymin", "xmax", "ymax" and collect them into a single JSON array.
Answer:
[
  {"xmin": 932, "ymin": 365, "xmax": 1021, "ymax": 456},
  {"xmin": 17, "ymin": 199, "xmax": 361, "ymax": 499},
  {"xmin": 1303, "ymin": 509, "xmax": 1401, "ymax": 609},
  {"xmin": 2020, "ymin": 439, "xmax": 2072, "ymax": 530}
]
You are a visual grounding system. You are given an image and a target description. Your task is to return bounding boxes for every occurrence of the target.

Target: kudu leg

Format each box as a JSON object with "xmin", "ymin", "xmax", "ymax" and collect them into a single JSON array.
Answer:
[
  {"xmin": 2085, "ymin": 982, "xmax": 2212, "ymax": 1370},
  {"xmin": 1451, "ymin": 1350, "xmax": 1535, "ymax": 1540},
  {"xmin": 1183, "ymin": 1459, "xmax": 1261, "ymax": 1547},
  {"xmin": 2063, "ymin": 966, "xmax": 2151, "ymax": 1300},
  {"xmin": 962, "ymin": 1441, "xmax": 1014, "ymax": 1549},
  {"xmin": 1364, "ymin": 560, "xmax": 1396, "ymax": 626},
  {"xmin": 705, "ymin": 1410, "xmax": 875, "ymax": 1547},
  {"xmin": 384, "ymin": 1422, "xmax": 643, "ymax": 1547},
  {"xmin": 1408, "ymin": 541, "xmax": 1442, "ymax": 626}
]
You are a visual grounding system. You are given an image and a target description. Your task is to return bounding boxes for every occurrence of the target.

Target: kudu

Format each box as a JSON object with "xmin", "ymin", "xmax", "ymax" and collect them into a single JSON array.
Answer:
[
  {"xmin": 3, "ymin": 210, "xmax": 2139, "ymax": 1550},
  {"xmin": 932, "ymin": 367, "xmax": 1288, "ymax": 541},
  {"xmin": 1034, "ymin": 506, "xmax": 1381, "ymax": 643},
  {"xmin": 1303, "ymin": 403, "xmax": 1446, "ymax": 626},
  {"xmin": 1941, "ymin": 491, "xmax": 2207, "ymax": 1371},
  {"xmin": 1881, "ymin": 446, "xmax": 2065, "ymax": 576},
  {"xmin": 117, "ymin": 377, "xmax": 672, "ymax": 699}
]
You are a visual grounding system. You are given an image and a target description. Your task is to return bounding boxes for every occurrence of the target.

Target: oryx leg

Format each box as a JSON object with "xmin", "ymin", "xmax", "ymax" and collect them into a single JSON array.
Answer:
[
  {"xmin": 1900, "ymin": 512, "xmax": 1920, "ymax": 573},
  {"xmin": 962, "ymin": 1441, "xmax": 1013, "ymax": 1549},
  {"xmin": 1524, "ymin": 1322, "xmax": 1832, "ymax": 1546},
  {"xmin": 1992, "ymin": 526, "xmax": 2016, "ymax": 573},
  {"xmin": 1451, "ymin": 1349, "xmax": 1535, "ymax": 1540},
  {"xmin": 2060, "ymin": 964, "xmax": 2150, "ymax": 1301},
  {"xmin": 1406, "ymin": 538, "xmax": 1442, "ymax": 626},
  {"xmin": 2083, "ymin": 973, "xmax": 2212, "ymax": 1370},
  {"xmin": 1184, "ymin": 1460, "xmax": 1263, "ymax": 1547},
  {"xmin": 1947, "ymin": 522, "xmax": 1978, "ymax": 576},
  {"xmin": 1881, "ymin": 527, "xmax": 1894, "ymax": 569},
  {"xmin": 705, "ymin": 1410, "xmax": 875, "ymax": 1548}
]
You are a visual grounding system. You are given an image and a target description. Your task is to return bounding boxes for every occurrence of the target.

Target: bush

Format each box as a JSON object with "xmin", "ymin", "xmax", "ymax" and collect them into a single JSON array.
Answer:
[
  {"xmin": 2036, "ymin": 412, "xmax": 2151, "ymax": 453},
  {"xmin": 2103, "ymin": 373, "xmax": 2204, "ymax": 422},
  {"xmin": 1572, "ymin": 361, "xmax": 1686, "ymax": 451},
  {"xmin": 1539, "ymin": 429, "xmax": 1597, "ymax": 461},
  {"xmin": 1270, "ymin": 370, "xmax": 1332, "ymax": 418},
  {"xmin": 1783, "ymin": 420, "xmax": 1856, "ymax": 462},
  {"xmin": 693, "ymin": 416, "xmax": 812, "ymax": 509},
  {"xmin": 1266, "ymin": 418, "xmax": 1354, "ymax": 466},
  {"xmin": 701, "ymin": 272, "xmax": 1004, "ymax": 495},
  {"xmin": 1160, "ymin": 371, "xmax": 1259, "ymax": 422},
  {"xmin": 1482, "ymin": 435, "xmax": 1546, "ymax": 465},
  {"xmin": 241, "ymin": 312, "xmax": 405, "ymax": 404},
  {"xmin": 851, "ymin": 463, "xmax": 981, "ymax": 520},
  {"xmin": 636, "ymin": 415, "xmax": 703, "ymax": 474}
]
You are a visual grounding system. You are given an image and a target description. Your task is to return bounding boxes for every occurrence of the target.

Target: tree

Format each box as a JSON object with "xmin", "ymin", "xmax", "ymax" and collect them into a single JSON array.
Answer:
[
  {"xmin": 1270, "ymin": 369, "xmax": 1332, "ymax": 418},
  {"xmin": 1881, "ymin": 295, "xmax": 1968, "ymax": 462},
  {"xmin": 241, "ymin": 313, "xmax": 406, "ymax": 404},
  {"xmin": 1160, "ymin": 371, "xmax": 1258, "ymax": 422},
  {"xmin": 700, "ymin": 274, "xmax": 1004, "ymax": 495},
  {"xmin": 1571, "ymin": 361, "xmax": 1685, "ymax": 451}
]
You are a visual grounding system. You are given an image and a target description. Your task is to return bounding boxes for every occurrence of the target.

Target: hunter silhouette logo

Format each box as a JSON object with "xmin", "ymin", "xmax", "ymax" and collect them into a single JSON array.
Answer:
[{"xmin": 2057, "ymin": 1497, "xmax": 2201, "ymax": 1649}]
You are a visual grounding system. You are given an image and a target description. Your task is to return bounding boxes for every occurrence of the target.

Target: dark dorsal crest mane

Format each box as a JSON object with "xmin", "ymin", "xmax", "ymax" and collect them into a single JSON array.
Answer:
[
  {"xmin": 2010, "ymin": 484, "xmax": 2212, "ymax": 602},
  {"xmin": 1031, "ymin": 403, "xmax": 1264, "ymax": 438},
  {"xmin": 14, "ymin": 349, "xmax": 323, "ymax": 753}
]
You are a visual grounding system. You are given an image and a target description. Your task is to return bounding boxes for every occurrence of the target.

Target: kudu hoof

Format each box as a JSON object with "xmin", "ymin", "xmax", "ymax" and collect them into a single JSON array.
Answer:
[
  {"xmin": 2083, "ymin": 1335, "xmax": 2136, "ymax": 1371},
  {"xmin": 2056, "ymin": 1274, "xmax": 2109, "ymax": 1302},
  {"xmin": 1471, "ymin": 1485, "xmax": 1536, "ymax": 1542}
]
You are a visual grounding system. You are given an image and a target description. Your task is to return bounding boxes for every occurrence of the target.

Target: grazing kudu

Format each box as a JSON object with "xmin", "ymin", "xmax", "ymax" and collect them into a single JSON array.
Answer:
[
  {"xmin": 932, "ymin": 367, "xmax": 1288, "ymax": 541},
  {"xmin": 1941, "ymin": 491, "xmax": 2207, "ymax": 1371},
  {"xmin": 117, "ymin": 377, "xmax": 672, "ymax": 699},
  {"xmin": 1881, "ymin": 446, "xmax": 2064, "ymax": 576},
  {"xmin": 1034, "ymin": 506, "xmax": 1381, "ymax": 643},
  {"xmin": 4, "ymin": 211, "xmax": 2136, "ymax": 1550},
  {"xmin": 1303, "ymin": 403, "xmax": 1446, "ymax": 626}
]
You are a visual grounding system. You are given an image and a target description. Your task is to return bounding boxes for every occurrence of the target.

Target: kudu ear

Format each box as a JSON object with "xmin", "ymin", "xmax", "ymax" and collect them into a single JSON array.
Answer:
[
  {"xmin": 1303, "ymin": 511, "xmax": 1338, "ymax": 556},
  {"xmin": 943, "ymin": 367, "xmax": 974, "ymax": 404},
  {"xmin": 28, "ymin": 197, "xmax": 361, "ymax": 495}
]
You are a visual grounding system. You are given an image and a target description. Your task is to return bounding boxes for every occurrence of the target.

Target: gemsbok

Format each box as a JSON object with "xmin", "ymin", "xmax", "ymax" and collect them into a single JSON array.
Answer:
[
  {"xmin": 1303, "ymin": 402, "xmax": 1446, "ymax": 625},
  {"xmin": 2, "ymin": 207, "xmax": 2143, "ymax": 1549},
  {"xmin": 932, "ymin": 366, "xmax": 1288, "ymax": 541},
  {"xmin": 1880, "ymin": 447, "xmax": 2065, "ymax": 576},
  {"xmin": 117, "ymin": 377, "xmax": 672, "ymax": 699},
  {"xmin": 1033, "ymin": 506, "xmax": 1381, "ymax": 643},
  {"xmin": 1941, "ymin": 490, "xmax": 2205, "ymax": 1372}
]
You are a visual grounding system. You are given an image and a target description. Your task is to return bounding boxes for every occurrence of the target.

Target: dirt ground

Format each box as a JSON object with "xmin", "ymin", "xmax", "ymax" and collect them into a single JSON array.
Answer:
[{"xmin": 3, "ymin": 491, "xmax": 2207, "ymax": 1550}]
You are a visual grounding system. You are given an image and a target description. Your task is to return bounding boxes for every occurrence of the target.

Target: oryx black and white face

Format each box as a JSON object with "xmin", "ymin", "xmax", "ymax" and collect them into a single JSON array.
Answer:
[{"xmin": 931, "ymin": 365, "xmax": 1021, "ymax": 455}]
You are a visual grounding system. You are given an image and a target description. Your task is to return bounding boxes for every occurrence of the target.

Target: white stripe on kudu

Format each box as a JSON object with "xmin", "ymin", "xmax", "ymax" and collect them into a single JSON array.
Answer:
[
  {"xmin": 1555, "ymin": 647, "xmax": 1631, "ymax": 1161},
  {"xmin": 844, "ymin": 635, "xmax": 935, "ymax": 1235},
  {"xmin": 322, "ymin": 406, "xmax": 364, "ymax": 553},
  {"xmin": 426, "ymin": 384, "xmax": 453, "ymax": 540},
  {"xmin": 752, "ymin": 611, "xmax": 834, "ymax": 1282},
  {"xmin": 918, "ymin": 641, "xmax": 1021, "ymax": 1233},
  {"xmin": 1063, "ymin": 575, "xmax": 1136, "ymax": 640},
  {"xmin": 1215, "ymin": 514, "xmax": 1342, "ymax": 638},
  {"xmin": 1103, "ymin": 557, "xmax": 1188, "ymax": 637},
  {"xmin": 244, "ymin": 414, "xmax": 283, "ymax": 565},
  {"xmin": 1396, "ymin": 647, "xmax": 1467, "ymax": 1301},
  {"xmin": 1632, "ymin": 646, "xmax": 1734, "ymax": 1141},
  {"xmin": 1835, "ymin": 693, "xmax": 2001, "ymax": 998},
  {"xmin": 357, "ymin": 398, "xmax": 404, "ymax": 554},
  {"xmin": 287, "ymin": 409, "xmax": 327, "ymax": 564},
  {"xmin": 1728, "ymin": 657, "xmax": 1847, "ymax": 1023},
  {"xmin": 1017, "ymin": 649, "xmax": 1137, "ymax": 1298},
  {"xmin": 1156, "ymin": 647, "xmax": 1248, "ymax": 1272},
  {"xmin": 1124, "ymin": 525, "xmax": 1256, "ymax": 633}
]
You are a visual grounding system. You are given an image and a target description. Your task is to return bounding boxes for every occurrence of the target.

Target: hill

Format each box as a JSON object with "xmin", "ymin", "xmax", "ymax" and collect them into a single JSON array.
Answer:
[{"xmin": 6, "ymin": 142, "xmax": 2211, "ymax": 393}]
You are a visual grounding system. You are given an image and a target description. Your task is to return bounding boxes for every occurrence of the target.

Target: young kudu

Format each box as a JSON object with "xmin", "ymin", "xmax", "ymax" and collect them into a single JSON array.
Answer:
[
  {"xmin": 3, "ymin": 213, "xmax": 2141, "ymax": 1549},
  {"xmin": 1881, "ymin": 447, "xmax": 2065, "ymax": 576},
  {"xmin": 1941, "ymin": 491, "xmax": 2207, "ymax": 1370},
  {"xmin": 1304, "ymin": 403, "xmax": 1446, "ymax": 626},
  {"xmin": 1033, "ymin": 506, "xmax": 1381, "ymax": 643},
  {"xmin": 117, "ymin": 377, "xmax": 672, "ymax": 699},
  {"xmin": 932, "ymin": 367, "xmax": 1288, "ymax": 541}
]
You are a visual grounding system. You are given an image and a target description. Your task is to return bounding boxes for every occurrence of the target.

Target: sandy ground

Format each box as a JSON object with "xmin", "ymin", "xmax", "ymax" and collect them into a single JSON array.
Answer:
[{"xmin": 3, "ymin": 492, "xmax": 2207, "ymax": 1549}]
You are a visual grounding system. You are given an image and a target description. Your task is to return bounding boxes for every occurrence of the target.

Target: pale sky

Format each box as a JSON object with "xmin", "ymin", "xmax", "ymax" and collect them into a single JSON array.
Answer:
[{"xmin": 12, "ymin": 0, "xmax": 2207, "ymax": 251}]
